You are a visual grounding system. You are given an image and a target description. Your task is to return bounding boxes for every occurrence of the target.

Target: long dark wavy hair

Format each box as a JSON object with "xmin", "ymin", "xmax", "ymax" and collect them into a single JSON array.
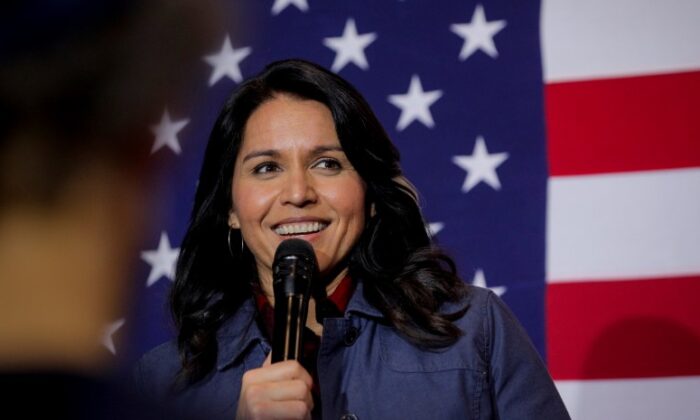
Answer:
[{"xmin": 171, "ymin": 59, "xmax": 468, "ymax": 385}]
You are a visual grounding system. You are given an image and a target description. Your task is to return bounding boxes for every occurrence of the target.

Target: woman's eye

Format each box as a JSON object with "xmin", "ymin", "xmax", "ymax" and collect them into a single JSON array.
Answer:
[
  {"xmin": 253, "ymin": 162, "xmax": 280, "ymax": 174},
  {"xmin": 314, "ymin": 158, "xmax": 342, "ymax": 170}
]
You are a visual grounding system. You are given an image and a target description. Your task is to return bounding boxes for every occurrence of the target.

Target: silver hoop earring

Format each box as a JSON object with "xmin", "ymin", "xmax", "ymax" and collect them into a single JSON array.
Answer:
[
  {"xmin": 227, "ymin": 228, "xmax": 235, "ymax": 257},
  {"xmin": 227, "ymin": 228, "xmax": 245, "ymax": 257}
]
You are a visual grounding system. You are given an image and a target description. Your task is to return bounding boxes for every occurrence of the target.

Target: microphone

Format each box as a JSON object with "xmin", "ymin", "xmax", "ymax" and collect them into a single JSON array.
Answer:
[{"xmin": 271, "ymin": 238, "xmax": 317, "ymax": 363}]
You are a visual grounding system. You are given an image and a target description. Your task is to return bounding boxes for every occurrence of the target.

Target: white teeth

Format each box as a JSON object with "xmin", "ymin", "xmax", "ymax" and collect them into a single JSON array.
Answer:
[{"xmin": 274, "ymin": 222, "xmax": 327, "ymax": 236}]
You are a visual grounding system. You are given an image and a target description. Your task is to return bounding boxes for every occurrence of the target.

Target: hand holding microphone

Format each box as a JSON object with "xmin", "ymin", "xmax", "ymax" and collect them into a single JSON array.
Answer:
[
  {"xmin": 235, "ymin": 353, "xmax": 314, "ymax": 420},
  {"xmin": 236, "ymin": 239, "xmax": 317, "ymax": 419}
]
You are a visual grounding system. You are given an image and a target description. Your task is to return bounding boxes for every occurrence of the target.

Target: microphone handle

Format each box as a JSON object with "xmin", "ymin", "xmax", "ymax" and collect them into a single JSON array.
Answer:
[{"xmin": 271, "ymin": 293, "xmax": 308, "ymax": 363}]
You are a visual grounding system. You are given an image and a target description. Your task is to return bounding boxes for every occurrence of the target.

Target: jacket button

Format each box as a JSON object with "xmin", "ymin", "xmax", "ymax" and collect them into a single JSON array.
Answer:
[
  {"xmin": 343, "ymin": 326, "xmax": 359, "ymax": 346},
  {"xmin": 340, "ymin": 413, "xmax": 358, "ymax": 420}
]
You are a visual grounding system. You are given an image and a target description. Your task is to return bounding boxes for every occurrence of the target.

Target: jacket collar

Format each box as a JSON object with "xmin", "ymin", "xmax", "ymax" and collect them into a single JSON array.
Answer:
[
  {"xmin": 214, "ymin": 278, "xmax": 385, "ymax": 371},
  {"xmin": 344, "ymin": 277, "xmax": 384, "ymax": 318},
  {"xmin": 215, "ymin": 299, "xmax": 267, "ymax": 371}
]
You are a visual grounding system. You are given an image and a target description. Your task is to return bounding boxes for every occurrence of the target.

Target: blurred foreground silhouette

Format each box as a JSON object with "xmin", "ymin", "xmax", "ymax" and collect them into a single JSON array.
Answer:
[{"xmin": 0, "ymin": 0, "xmax": 222, "ymax": 417}]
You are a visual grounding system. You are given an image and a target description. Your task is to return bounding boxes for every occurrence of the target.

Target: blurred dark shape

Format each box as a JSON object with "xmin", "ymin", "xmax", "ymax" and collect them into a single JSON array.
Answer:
[
  {"xmin": 0, "ymin": 0, "xmax": 223, "ymax": 417},
  {"xmin": 0, "ymin": 0, "xmax": 221, "ymax": 207}
]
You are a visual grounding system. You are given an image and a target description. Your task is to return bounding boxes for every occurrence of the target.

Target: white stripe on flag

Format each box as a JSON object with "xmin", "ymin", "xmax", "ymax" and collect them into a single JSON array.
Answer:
[
  {"xmin": 541, "ymin": 0, "xmax": 700, "ymax": 82},
  {"xmin": 547, "ymin": 168, "xmax": 700, "ymax": 283},
  {"xmin": 555, "ymin": 376, "xmax": 700, "ymax": 420}
]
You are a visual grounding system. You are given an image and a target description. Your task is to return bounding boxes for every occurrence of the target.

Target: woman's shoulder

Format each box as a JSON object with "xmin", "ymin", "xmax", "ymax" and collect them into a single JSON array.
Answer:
[
  {"xmin": 443, "ymin": 283, "xmax": 498, "ymax": 320},
  {"xmin": 454, "ymin": 284, "xmax": 549, "ymax": 367},
  {"xmin": 462, "ymin": 283, "xmax": 493, "ymax": 305},
  {"xmin": 441, "ymin": 284, "xmax": 533, "ymax": 351},
  {"xmin": 131, "ymin": 339, "xmax": 181, "ymax": 398},
  {"xmin": 134, "ymin": 339, "xmax": 180, "ymax": 374},
  {"xmin": 452, "ymin": 284, "xmax": 530, "ymax": 334}
]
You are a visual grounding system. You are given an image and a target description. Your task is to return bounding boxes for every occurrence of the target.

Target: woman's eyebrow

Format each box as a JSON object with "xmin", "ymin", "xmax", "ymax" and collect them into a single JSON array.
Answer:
[
  {"xmin": 311, "ymin": 145, "xmax": 344, "ymax": 155},
  {"xmin": 241, "ymin": 145, "xmax": 344, "ymax": 162},
  {"xmin": 241, "ymin": 149, "xmax": 279, "ymax": 163}
]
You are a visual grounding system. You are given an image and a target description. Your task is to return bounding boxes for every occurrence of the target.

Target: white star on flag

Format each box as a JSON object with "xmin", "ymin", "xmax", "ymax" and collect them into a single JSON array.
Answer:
[
  {"xmin": 452, "ymin": 136, "xmax": 509, "ymax": 192},
  {"xmin": 427, "ymin": 222, "xmax": 445, "ymax": 237},
  {"xmin": 203, "ymin": 36, "xmax": 252, "ymax": 86},
  {"xmin": 150, "ymin": 109, "xmax": 189, "ymax": 155},
  {"xmin": 141, "ymin": 231, "xmax": 179, "ymax": 287},
  {"xmin": 271, "ymin": 0, "xmax": 309, "ymax": 15},
  {"xmin": 323, "ymin": 18, "xmax": 377, "ymax": 72},
  {"xmin": 471, "ymin": 269, "xmax": 507, "ymax": 297},
  {"xmin": 102, "ymin": 318, "xmax": 125, "ymax": 355},
  {"xmin": 388, "ymin": 75, "xmax": 443, "ymax": 131},
  {"xmin": 450, "ymin": 4, "xmax": 507, "ymax": 60}
]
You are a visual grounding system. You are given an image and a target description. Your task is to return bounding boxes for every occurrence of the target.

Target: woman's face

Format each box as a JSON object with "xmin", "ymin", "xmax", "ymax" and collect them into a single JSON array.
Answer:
[{"xmin": 229, "ymin": 94, "xmax": 366, "ymax": 285}]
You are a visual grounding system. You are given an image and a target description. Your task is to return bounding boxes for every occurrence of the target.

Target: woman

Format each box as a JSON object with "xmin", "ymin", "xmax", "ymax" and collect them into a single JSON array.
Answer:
[{"xmin": 133, "ymin": 59, "xmax": 570, "ymax": 419}]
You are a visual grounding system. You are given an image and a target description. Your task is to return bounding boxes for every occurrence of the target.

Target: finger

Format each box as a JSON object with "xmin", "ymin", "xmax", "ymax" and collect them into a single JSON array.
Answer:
[
  {"xmin": 274, "ymin": 360, "xmax": 313, "ymax": 389},
  {"xmin": 263, "ymin": 379, "xmax": 314, "ymax": 405},
  {"xmin": 263, "ymin": 352, "xmax": 272, "ymax": 367},
  {"xmin": 247, "ymin": 400, "xmax": 312, "ymax": 420},
  {"xmin": 243, "ymin": 360, "xmax": 312, "ymax": 387},
  {"xmin": 240, "ymin": 380, "xmax": 314, "ymax": 420}
]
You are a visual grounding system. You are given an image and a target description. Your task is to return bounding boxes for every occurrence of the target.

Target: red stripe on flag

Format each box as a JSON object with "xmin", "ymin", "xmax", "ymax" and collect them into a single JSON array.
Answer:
[
  {"xmin": 546, "ymin": 275, "xmax": 700, "ymax": 380},
  {"xmin": 545, "ymin": 70, "xmax": 700, "ymax": 176}
]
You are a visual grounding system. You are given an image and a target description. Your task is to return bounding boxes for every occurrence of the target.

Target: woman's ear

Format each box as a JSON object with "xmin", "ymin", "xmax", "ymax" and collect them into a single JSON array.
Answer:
[{"xmin": 228, "ymin": 211, "xmax": 240, "ymax": 228}]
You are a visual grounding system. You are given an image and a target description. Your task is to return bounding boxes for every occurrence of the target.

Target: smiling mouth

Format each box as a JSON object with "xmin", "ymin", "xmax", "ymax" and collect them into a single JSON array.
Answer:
[{"xmin": 274, "ymin": 222, "xmax": 329, "ymax": 236}]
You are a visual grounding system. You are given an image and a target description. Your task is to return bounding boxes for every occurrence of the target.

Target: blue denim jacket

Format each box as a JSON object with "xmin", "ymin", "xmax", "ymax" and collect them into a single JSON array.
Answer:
[{"xmin": 133, "ymin": 281, "xmax": 570, "ymax": 419}]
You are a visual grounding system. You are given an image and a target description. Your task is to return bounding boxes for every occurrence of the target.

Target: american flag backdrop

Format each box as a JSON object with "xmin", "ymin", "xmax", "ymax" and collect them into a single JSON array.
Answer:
[{"xmin": 109, "ymin": 1, "xmax": 700, "ymax": 418}]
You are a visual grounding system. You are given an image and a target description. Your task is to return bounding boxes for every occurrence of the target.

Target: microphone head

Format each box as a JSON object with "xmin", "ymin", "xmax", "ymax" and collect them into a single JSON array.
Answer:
[
  {"xmin": 273, "ymin": 238, "xmax": 316, "ymax": 262},
  {"xmin": 273, "ymin": 239, "xmax": 317, "ymax": 297}
]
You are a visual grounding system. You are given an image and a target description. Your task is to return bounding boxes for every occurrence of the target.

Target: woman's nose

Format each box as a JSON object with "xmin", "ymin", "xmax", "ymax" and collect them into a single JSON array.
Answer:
[{"xmin": 280, "ymin": 169, "xmax": 318, "ymax": 207}]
